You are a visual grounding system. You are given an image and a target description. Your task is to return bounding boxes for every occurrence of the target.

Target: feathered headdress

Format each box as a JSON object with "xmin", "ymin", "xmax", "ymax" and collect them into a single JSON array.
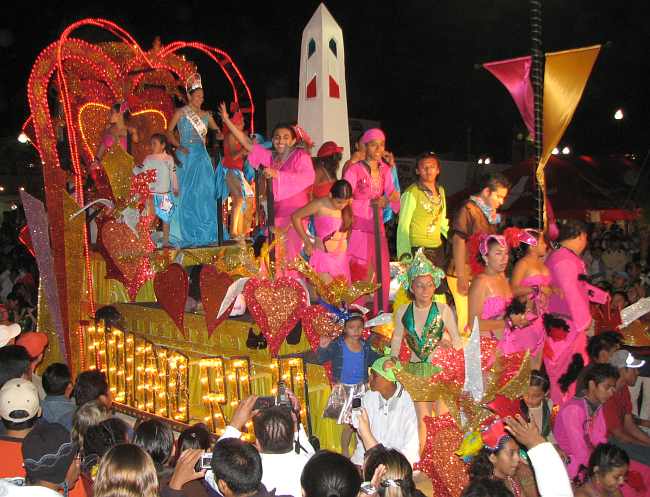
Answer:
[
  {"xmin": 503, "ymin": 227, "xmax": 538, "ymax": 249},
  {"xmin": 397, "ymin": 248, "xmax": 445, "ymax": 291},
  {"xmin": 185, "ymin": 73, "xmax": 202, "ymax": 94}
]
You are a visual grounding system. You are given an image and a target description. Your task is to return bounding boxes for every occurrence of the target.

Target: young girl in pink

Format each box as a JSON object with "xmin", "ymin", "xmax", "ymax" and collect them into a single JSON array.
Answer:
[
  {"xmin": 290, "ymin": 180, "xmax": 352, "ymax": 283},
  {"xmin": 343, "ymin": 129, "xmax": 399, "ymax": 313},
  {"xmin": 219, "ymin": 103, "xmax": 314, "ymax": 261}
]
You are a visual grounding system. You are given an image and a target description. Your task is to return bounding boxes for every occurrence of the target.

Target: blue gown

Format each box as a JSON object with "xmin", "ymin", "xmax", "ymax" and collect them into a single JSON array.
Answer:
[{"xmin": 169, "ymin": 113, "xmax": 218, "ymax": 247}]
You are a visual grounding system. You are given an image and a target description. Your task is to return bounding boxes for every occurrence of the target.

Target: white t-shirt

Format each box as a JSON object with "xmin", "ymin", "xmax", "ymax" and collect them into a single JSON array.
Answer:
[
  {"xmin": 351, "ymin": 384, "xmax": 419, "ymax": 466},
  {"xmin": 142, "ymin": 153, "xmax": 175, "ymax": 194}
]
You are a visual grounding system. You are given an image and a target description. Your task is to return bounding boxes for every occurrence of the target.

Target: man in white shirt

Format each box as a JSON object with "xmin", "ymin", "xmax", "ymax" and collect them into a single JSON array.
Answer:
[
  {"xmin": 219, "ymin": 396, "xmax": 312, "ymax": 497},
  {"xmin": 351, "ymin": 356, "xmax": 419, "ymax": 466}
]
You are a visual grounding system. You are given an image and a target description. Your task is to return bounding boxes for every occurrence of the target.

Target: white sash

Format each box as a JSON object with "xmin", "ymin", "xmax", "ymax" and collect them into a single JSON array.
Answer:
[{"xmin": 183, "ymin": 106, "xmax": 208, "ymax": 142}]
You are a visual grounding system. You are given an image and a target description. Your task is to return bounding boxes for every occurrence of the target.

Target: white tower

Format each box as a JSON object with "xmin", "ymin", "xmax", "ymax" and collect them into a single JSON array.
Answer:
[{"xmin": 298, "ymin": 3, "xmax": 351, "ymax": 169}]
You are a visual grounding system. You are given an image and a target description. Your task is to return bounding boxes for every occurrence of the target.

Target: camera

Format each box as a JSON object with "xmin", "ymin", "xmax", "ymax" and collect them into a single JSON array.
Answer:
[
  {"xmin": 195, "ymin": 452, "xmax": 213, "ymax": 472},
  {"xmin": 277, "ymin": 380, "xmax": 291, "ymax": 408},
  {"xmin": 351, "ymin": 397, "xmax": 362, "ymax": 409}
]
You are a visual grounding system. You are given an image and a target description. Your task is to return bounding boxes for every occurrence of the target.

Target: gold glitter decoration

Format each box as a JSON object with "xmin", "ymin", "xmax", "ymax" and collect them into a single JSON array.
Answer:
[
  {"xmin": 289, "ymin": 257, "xmax": 378, "ymax": 305},
  {"xmin": 256, "ymin": 286, "xmax": 298, "ymax": 334},
  {"xmin": 102, "ymin": 144, "xmax": 135, "ymax": 206}
]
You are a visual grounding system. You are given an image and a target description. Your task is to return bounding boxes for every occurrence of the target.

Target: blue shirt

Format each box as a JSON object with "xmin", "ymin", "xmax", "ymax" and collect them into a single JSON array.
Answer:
[
  {"xmin": 41, "ymin": 395, "xmax": 75, "ymax": 431},
  {"xmin": 340, "ymin": 341, "xmax": 364, "ymax": 385}
]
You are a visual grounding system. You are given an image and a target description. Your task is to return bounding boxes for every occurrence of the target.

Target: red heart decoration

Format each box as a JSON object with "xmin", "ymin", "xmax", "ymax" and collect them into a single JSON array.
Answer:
[
  {"xmin": 200, "ymin": 265, "xmax": 234, "ymax": 336},
  {"xmin": 154, "ymin": 263, "xmax": 189, "ymax": 337},
  {"xmin": 301, "ymin": 305, "xmax": 344, "ymax": 383},
  {"xmin": 243, "ymin": 277, "xmax": 308, "ymax": 355}
]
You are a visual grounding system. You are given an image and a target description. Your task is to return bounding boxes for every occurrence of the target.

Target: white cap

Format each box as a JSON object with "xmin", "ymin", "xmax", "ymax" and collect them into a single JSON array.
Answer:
[
  {"xmin": 0, "ymin": 324, "xmax": 21, "ymax": 348},
  {"xmin": 0, "ymin": 378, "xmax": 40, "ymax": 422},
  {"xmin": 609, "ymin": 350, "xmax": 646, "ymax": 369}
]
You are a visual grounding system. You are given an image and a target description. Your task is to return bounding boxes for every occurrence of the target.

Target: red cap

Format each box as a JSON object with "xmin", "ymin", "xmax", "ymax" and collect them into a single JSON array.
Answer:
[
  {"xmin": 16, "ymin": 332, "xmax": 49, "ymax": 358},
  {"xmin": 317, "ymin": 141, "xmax": 343, "ymax": 158}
]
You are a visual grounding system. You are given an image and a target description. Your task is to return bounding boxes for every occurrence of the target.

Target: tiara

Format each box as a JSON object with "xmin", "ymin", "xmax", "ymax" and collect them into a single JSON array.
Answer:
[{"xmin": 185, "ymin": 73, "xmax": 203, "ymax": 94}]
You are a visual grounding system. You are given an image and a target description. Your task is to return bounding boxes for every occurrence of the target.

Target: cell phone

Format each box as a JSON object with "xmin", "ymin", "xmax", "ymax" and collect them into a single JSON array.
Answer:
[
  {"xmin": 253, "ymin": 396, "xmax": 276, "ymax": 410},
  {"xmin": 195, "ymin": 452, "xmax": 212, "ymax": 472},
  {"xmin": 351, "ymin": 397, "xmax": 362, "ymax": 409},
  {"xmin": 277, "ymin": 380, "xmax": 291, "ymax": 408}
]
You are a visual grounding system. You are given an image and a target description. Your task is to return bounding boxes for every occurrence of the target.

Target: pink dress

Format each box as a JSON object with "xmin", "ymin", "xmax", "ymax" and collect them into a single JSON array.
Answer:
[
  {"xmin": 343, "ymin": 161, "xmax": 399, "ymax": 313},
  {"xmin": 553, "ymin": 396, "xmax": 607, "ymax": 478},
  {"xmin": 498, "ymin": 274, "xmax": 548, "ymax": 358},
  {"xmin": 309, "ymin": 215, "xmax": 350, "ymax": 281},
  {"xmin": 247, "ymin": 145, "xmax": 315, "ymax": 261},
  {"xmin": 102, "ymin": 133, "xmax": 127, "ymax": 150}
]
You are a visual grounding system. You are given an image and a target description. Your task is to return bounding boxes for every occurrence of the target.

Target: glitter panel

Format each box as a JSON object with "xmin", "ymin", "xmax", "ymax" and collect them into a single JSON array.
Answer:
[
  {"xmin": 243, "ymin": 277, "xmax": 308, "ymax": 356},
  {"xmin": 199, "ymin": 265, "xmax": 234, "ymax": 336},
  {"xmin": 102, "ymin": 145, "xmax": 136, "ymax": 206},
  {"xmin": 301, "ymin": 305, "xmax": 342, "ymax": 383},
  {"xmin": 153, "ymin": 263, "xmax": 189, "ymax": 337},
  {"xmin": 21, "ymin": 192, "xmax": 68, "ymax": 362},
  {"xmin": 416, "ymin": 414, "xmax": 469, "ymax": 497}
]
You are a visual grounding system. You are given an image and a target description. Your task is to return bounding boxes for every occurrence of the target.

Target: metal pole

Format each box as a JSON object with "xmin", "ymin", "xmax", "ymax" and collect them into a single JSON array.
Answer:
[
  {"xmin": 530, "ymin": 0, "xmax": 544, "ymax": 230},
  {"xmin": 373, "ymin": 202, "xmax": 384, "ymax": 312}
]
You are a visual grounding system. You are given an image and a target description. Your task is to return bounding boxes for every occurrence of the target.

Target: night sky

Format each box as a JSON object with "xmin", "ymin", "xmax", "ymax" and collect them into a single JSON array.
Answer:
[{"xmin": 0, "ymin": 0, "xmax": 647, "ymax": 162}]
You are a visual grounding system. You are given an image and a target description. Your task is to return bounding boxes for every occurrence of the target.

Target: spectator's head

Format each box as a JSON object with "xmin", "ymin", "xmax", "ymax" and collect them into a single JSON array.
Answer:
[
  {"xmin": 82, "ymin": 417, "xmax": 130, "ymax": 474},
  {"xmin": 583, "ymin": 443, "xmax": 629, "ymax": 493},
  {"xmin": 0, "ymin": 378, "xmax": 41, "ymax": 433},
  {"xmin": 557, "ymin": 219, "xmax": 589, "ymax": 255},
  {"xmin": 582, "ymin": 363, "xmax": 619, "ymax": 405},
  {"xmin": 461, "ymin": 478, "xmax": 513, "ymax": 497},
  {"xmin": 626, "ymin": 286, "xmax": 641, "ymax": 305},
  {"xmin": 73, "ymin": 370, "xmax": 111, "ymax": 408},
  {"xmin": 16, "ymin": 332, "xmax": 49, "ymax": 372},
  {"xmin": 22, "ymin": 421, "xmax": 80, "ymax": 490},
  {"xmin": 522, "ymin": 370, "xmax": 549, "ymax": 409},
  {"xmin": 71, "ymin": 400, "xmax": 111, "ymax": 449},
  {"xmin": 610, "ymin": 292, "xmax": 628, "ymax": 312},
  {"xmin": 625, "ymin": 261, "xmax": 641, "ymax": 280},
  {"xmin": 42, "ymin": 363, "xmax": 73, "ymax": 397},
  {"xmin": 133, "ymin": 419, "xmax": 175, "ymax": 467},
  {"xmin": 609, "ymin": 350, "xmax": 645, "ymax": 387},
  {"xmin": 476, "ymin": 172, "xmax": 510, "ymax": 211},
  {"xmin": 363, "ymin": 447, "xmax": 417, "ymax": 497},
  {"xmin": 0, "ymin": 344, "xmax": 31, "ymax": 386},
  {"xmin": 368, "ymin": 356, "xmax": 400, "ymax": 397},
  {"xmin": 252, "ymin": 406, "xmax": 294, "ymax": 454},
  {"xmin": 0, "ymin": 323, "xmax": 21, "ymax": 348},
  {"xmin": 173, "ymin": 423, "xmax": 214, "ymax": 466},
  {"xmin": 301, "ymin": 450, "xmax": 361, "ymax": 497},
  {"xmin": 93, "ymin": 444, "xmax": 158, "ymax": 497},
  {"xmin": 94, "ymin": 306, "xmax": 124, "ymax": 330},
  {"xmin": 587, "ymin": 333, "xmax": 622, "ymax": 364},
  {"xmin": 6, "ymin": 291, "xmax": 26, "ymax": 311},
  {"xmin": 211, "ymin": 438, "xmax": 263, "ymax": 497}
]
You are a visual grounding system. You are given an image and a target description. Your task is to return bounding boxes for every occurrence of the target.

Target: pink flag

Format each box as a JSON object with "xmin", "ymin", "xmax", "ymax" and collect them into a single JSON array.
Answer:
[{"xmin": 484, "ymin": 56, "xmax": 535, "ymax": 139}]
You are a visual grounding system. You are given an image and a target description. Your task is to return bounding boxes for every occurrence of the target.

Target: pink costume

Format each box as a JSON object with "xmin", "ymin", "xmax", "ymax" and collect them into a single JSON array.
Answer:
[
  {"xmin": 309, "ymin": 215, "xmax": 350, "ymax": 282},
  {"xmin": 247, "ymin": 144, "xmax": 315, "ymax": 261},
  {"xmin": 498, "ymin": 274, "xmax": 548, "ymax": 358},
  {"xmin": 343, "ymin": 161, "xmax": 399, "ymax": 313},
  {"xmin": 545, "ymin": 247, "xmax": 604, "ymax": 405},
  {"xmin": 101, "ymin": 133, "xmax": 127, "ymax": 150},
  {"xmin": 553, "ymin": 396, "xmax": 607, "ymax": 479}
]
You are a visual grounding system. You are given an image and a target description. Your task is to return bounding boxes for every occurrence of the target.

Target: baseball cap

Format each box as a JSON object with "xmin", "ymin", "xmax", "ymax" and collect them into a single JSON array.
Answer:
[
  {"xmin": 609, "ymin": 350, "xmax": 646, "ymax": 369},
  {"xmin": 16, "ymin": 332, "xmax": 49, "ymax": 359},
  {"xmin": 0, "ymin": 323, "xmax": 21, "ymax": 348},
  {"xmin": 0, "ymin": 378, "xmax": 41, "ymax": 422},
  {"xmin": 317, "ymin": 141, "xmax": 343, "ymax": 158},
  {"xmin": 22, "ymin": 421, "xmax": 77, "ymax": 485},
  {"xmin": 370, "ymin": 356, "xmax": 401, "ymax": 383}
]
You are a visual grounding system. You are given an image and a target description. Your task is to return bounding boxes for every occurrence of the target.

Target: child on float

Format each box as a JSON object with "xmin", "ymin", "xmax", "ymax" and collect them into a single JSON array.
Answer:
[
  {"xmin": 574, "ymin": 444, "xmax": 629, "ymax": 497},
  {"xmin": 291, "ymin": 179, "xmax": 353, "ymax": 283},
  {"xmin": 219, "ymin": 103, "xmax": 314, "ymax": 262},
  {"xmin": 137, "ymin": 133, "xmax": 179, "ymax": 247},
  {"xmin": 312, "ymin": 142, "xmax": 343, "ymax": 198},
  {"xmin": 389, "ymin": 248, "xmax": 462, "ymax": 453},
  {"xmin": 343, "ymin": 128, "xmax": 400, "ymax": 313},
  {"xmin": 519, "ymin": 370, "xmax": 555, "ymax": 444},
  {"xmin": 306, "ymin": 309, "xmax": 381, "ymax": 457}
]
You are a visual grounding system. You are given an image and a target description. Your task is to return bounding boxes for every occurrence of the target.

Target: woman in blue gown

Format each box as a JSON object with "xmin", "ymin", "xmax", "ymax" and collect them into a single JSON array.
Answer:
[{"xmin": 166, "ymin": 75, "xmax": 219, "ymax": 247}]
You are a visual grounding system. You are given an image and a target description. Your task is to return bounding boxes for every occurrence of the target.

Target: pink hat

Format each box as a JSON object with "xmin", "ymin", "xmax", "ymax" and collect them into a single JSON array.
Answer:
[{"xmin": 361, "ymin": 128, "xmax": 385, "ymax": 145}]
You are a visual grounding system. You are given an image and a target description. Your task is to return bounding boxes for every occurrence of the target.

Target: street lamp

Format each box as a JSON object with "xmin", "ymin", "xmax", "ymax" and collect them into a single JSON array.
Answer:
[
  {"xmin": 477, "ymin": 158, "xmax": 483, "ymax": 165},
  {"xmin": 552, "ymin": 147, "xmax": 559, "ymax": 155},
  {"xmin": 17, "ymin": 132, "xmax": 30, "ymax": 144},
  {"xmin": 614, "ymin": 109, "xmax": 624, "ymax": 121},
  {"xmin": 562, "ymin": 146, "xmax": 571, "ymax": 155},
  {"xmin": 484, "ymin": 157, "xmax": 491, "ymax": 165}
]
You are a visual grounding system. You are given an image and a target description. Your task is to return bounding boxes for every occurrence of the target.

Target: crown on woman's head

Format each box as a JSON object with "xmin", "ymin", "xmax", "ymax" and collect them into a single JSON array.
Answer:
[{"xmin": 185, "ymin": 73, "xmax": 203, "ymax": 94}]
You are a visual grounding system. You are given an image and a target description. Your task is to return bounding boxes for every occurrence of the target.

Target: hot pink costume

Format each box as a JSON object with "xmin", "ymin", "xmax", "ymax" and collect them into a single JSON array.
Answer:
[
  {"xmin": 247, "ymin": 144, "xmax": 315, "ymax": 261},
  {"xmin": 498, "ymin": 274, "xmax": 548, "ymax": 358},
  {"xmin": 343, "ymin": 161, "xmax": 399, "ymax": 313},
  {"xmin": 553, "ymin": 396, "xmax": 607, "ymax": 478},
  {"xmin": 101, "ymin": 133, "xmax": 127, "ymax": 150},
  {"xmin": 309, "ymin": 216, "xmax": 350, "ymax": 282}
]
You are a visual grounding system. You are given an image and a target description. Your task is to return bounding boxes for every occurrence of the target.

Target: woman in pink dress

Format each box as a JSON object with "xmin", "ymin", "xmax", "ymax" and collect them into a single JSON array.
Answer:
[
  {"xmin": 553, "ymin": 363, "xmax": 618, "ymax": 479},
  {"xmin": 219, "ymin": 103, "xmax": 315, "ymax": 262},
  {"xmin": 505, "ymin": 228, "xmax": 557, "ymax": 369},
  {"xmin": 343, "ymin": 128, "xmax": 399, "ymax": 313},
  {"xmin": 291, "ymin": 179, "xmax": 352, "ymax": 283}
]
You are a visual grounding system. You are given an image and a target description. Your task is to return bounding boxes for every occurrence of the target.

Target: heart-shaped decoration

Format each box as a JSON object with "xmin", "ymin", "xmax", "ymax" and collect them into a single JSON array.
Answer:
[
  {"xmin": 301, "ymin": 305, "xmax": 343, "ymax": 384},
  {"xmin": 154, "ymin": 263, "xmax": 189, "ymax": 337},
  {"xmin": 200, "ymin": 265, "xmax": 234, "ymax": 336},
  {"xmin": 243, "ymin": 277, "xmax": 308, "ymax": 355}
]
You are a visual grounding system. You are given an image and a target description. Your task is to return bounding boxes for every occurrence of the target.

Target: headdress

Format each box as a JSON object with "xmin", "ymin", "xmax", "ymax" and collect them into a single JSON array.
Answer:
[
  {"xmin": 318, "ymin": 300, "xmax": 367, "ymax": 326},
  {"xmin": 478, "ymin": 234, "xmax": 507, "ymax": 256},
  {"xmin": 503, "ymin": 227, "xmax": 538, "ymax": 249},
  {"xmin": 397, "ymin": 248, "xmax": 445, "ymax": 291},
  {"xmin": 292, "ymin": 125, "xmax": 314, "ymax": 148},
  {"xmin": 185, "ymin": 73, "xmax": 203, "ymax": 94},
  {"xmin": 118, "ymin": 100, "xmax": 129, "ymax": 113},
  {"xmin": 361, "ymin": 128, "xmax": 386, "ymax": 145}
]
